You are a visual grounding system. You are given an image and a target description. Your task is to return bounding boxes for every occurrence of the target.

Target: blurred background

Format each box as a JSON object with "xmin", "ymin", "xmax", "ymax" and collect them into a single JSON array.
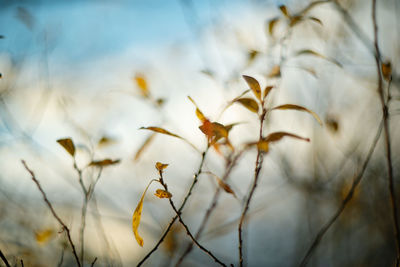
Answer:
[{"xmin": 0, "ymin": 0, "xmax": 400, "ymax": 266}]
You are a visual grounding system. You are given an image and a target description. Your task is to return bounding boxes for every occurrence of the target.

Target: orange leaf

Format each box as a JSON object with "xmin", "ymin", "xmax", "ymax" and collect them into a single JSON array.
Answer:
[
  {"xmin": 268, "ymin": 65, "xmax": 281, "ymax": 78},
  {"xmin": 235, "ymin": 98, "xmax": 259, "ymax": 113},
  {"xmin": 257, "ymin": 140, "xmax": 269, "ymax": 153},
  {"xmin": 35, "ymin": 229, "xmax": 54, "ymax": 245},
  {"xmin": 242, "ymin": 75, "xmax": 261, "ymax": 101},
  {"xmin": 188, "ymin": 96, "xmax": 207, "ymax": 123},
  {"xmin": 155, "ymin": 162, "xmax": 169, "ymax": 171},
  {"xmin": 154, "ymin": 189, "xmax": 172, "ymax": 199},
  {"xmin": 56, "ymin": 138, "xmax": 75, "ymax": 157},
  {"xmin": 381, "ymin": 61, "xmax": 392, "ymax": 81},
  {"xmin": 132, "ymin": 181, "xmax": 154, "ymax": 247},
  {"xmin": 272, "ymin": 104, "xmax": 322, "ymax": 125},
  {"xmin": 134, "ymin": 74, "xmax": 149, "ymax": 98}
]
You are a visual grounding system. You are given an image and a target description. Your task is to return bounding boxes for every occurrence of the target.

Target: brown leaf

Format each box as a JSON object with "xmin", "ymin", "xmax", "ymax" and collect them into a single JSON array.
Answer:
[
  {"xmin": 89, "ymin": 159, "xmax": 120, "ymax": 167},
  {"xmin": 247, "ymin": 50, "xmax": 259, "ymax": 66},
  {"xmin": 296, "ymin": 49, "xmax": 342, "ymax": 68},
  {"xmin": 242, "ymin": 75, "xmax": 261, "ymax": 101},
  {"xmin": 265, "ymin": 131, "xmax": 310, "ymax": 143},
  {"xmin": 216, "ymin": 178, "xmax": 237, "ymax": 198},
  {"xmin": 154, "ymin": 189, "xmax": 172, "ymax": 199},
  {"xmin": 155, "ymin": 162, "xmax": 169, "ymax": 171},
  {"xmin": 272, "ymin": 104, "xmax": 322, "ymax": 125},
  {"xmin": 263, "ymin": 85, "xmax": 274, "ymax": 100},
  {"xmin": 279, "ymin": 5, "xmax": 290, "ymax": 18},
  {"xmin": 139, "ymin": 127, "xmax": 182, "ymax": 139},
  {"xmin": 235, "ymin": 98, "xmax": 259, "ymax": 113},
  {"xmin": 257, "ymin": 140, "xmax": 269, "ymax": 153},
  {"xmin": 188, "ymin": 96, "xmax": 207, "ymax": 123},
  {"xmin": 268, "ymin": 18, "xmax": 279, "ymax": 36},
  {"xmin": 308, "ymin": 17, "xmax": 323, "ymax": 26},
  {"xmin": 289, "ymin": 15, "xmax": 303, "ymax": 27},
  {"xmin": 98, "ymin": 136, "xmax": 116, "ymax": 147},
  {"xmin": 56, "ymin": 138, "xmax": 75, "ymax": 157},
  {"xmin": 381, "ymin": 61, "xmax": 392, "ymax": 81},
  {"xmin": 268, "ymin": 65, "xmax": 281, "ymax": 78}
]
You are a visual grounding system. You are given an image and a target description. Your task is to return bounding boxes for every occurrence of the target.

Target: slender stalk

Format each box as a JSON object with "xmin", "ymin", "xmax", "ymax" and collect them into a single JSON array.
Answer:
[
  {"xmin": 238, "ymin": 109, "xmax": 266, "ymax": 267},
  {"xmin": 372, "ymin": 0, "xmax": 400, "ymax": 265},
  {"xmin": 137, "ymin": 149, "xmax": 208, "ymax": 266},
  {"xmin": 0, "ymin": 249, "xmax": 10, "ymax": 267},
  {"xmin": 21, "ymin": 160, "xmax": 81, "ymax": 267},
  {"xmin": 299, "ymin": 119, "xmax": 384, "ymax": 266},
  {"xmin": 159, "ymin": 173, "xmax": 227, "ymax": 266}
]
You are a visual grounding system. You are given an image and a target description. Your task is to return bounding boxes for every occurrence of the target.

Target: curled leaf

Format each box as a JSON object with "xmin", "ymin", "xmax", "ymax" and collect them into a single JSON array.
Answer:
[
  {"xmin": 132, "ymin": 181, "xmax": 153, "ymax": 247},
  {"xmin": 35, "ymin": 229, "xmax": 54, "ymax": 244},
  {"xmin": 242, "ymin": 75, "xmax": 261, "ymax": 101},
  {"xmin": 265, "ymin": 131, "xmax": 310, "ymax": 143},
  {"xmin": 235, "ymin": 98, "xmax": 259, "ymax": 113},
  {"xmin": 56, "ymin": 138, "xmax": 75, "ymax": 157},
  {"xmin": 154, "ymin": 189, "xmax": 172, "ymax": 199},
  {"xmin": 134, "ymin": 74, "xmax": 149, "ymax": 98},
  {"xmin": 295, "ymin": 49, "xmax": 342, "ymax": 68},
  {"xmin": 272, "ymin": 104, "xmax": 322, "ymax": 125},
  {"xmin": 89, "ymin": 159, "xmax": 120, "ymax": 167},
  {"xmin": 188, "ymin": 96, "xmax": 207, "ymax": 123},
  {"xmin": 155, "ymin": 162, "xmax": 169, "ymax": 171}
]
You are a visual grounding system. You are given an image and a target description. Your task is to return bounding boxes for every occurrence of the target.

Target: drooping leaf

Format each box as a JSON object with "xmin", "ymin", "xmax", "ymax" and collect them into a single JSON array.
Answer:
[
  {"xmin": 56, "ymin": 138, "xmax": 75, "ymax": 157},
  {"xmin": 188, "ymin": 96, "xmax": 207, "ymax": 123},
  {"xmin": 381, "ymin": 61, "xmax": 392, "ymax": 81},
  {"xmin": 268, "ymin": 18, "xmax": 279, "ymax": 36},
  {"xmin": 268, "ymin": 65, "xmax": 281, "ymax": 78},
  {"xmin": 279, "ymin": 5, "xmax": 290, "ymax": 18},
  {"xmin": 134, "ymin": 133, "xmax": 156, "ymax": 161},
  {"xmin": 139, "ymin": 127, "xmax": 182, "ymax": 139},
  {"xmin": 89, "ymin": 159, "xmax": 120, "ymax": 167},
  {"xmin": 263, "ymin": 85, "xmax": 274, "ymax": 100},
  {"xmin": 272, "ymin": 104, "xmax": 322, "ymax": 125},
  {"xmin": 154, "ymin": 189, "xmax": 172, "ymax": 199},
  {"xmin": 132, "ymin": 181, "xmax": 153, "ymax": 247},
  {"xmin": 242, "ymin": 75, "xmax": 261, "ymax": 101},
  {"xmin": 134, "ymin": 74, "xmax": 149, "ymax": 98},
  {"xmin": 235, "ymin": 98, "xmax": 259, "ymax": 113},
  {"xmin": 265, "ymin": 131, "xmax": 310, "ymax": 143},
  {"xmin": 155, "ymin": 162, "xmax": 169, "ymax": 171},
  {"xmin": 295, "ymin": 49, "xmax": 342, "ymax": 67},
  {"xmin": 35, "ymin": 229, "xmax": 54, "ymax": 244}
]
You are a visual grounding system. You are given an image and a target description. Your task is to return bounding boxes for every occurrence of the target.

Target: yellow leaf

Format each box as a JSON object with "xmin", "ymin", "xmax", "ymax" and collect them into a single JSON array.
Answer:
[
  {"xmin": 89, "ymin": 159, "xmax": 120, "ymax": 167},
  {"xmin": 296, "ymin": 49, "xmax": 342, "ymax": 68},
  {"xmin": 242, "ymin": 75, "xmax": 261, "ymax": 101},
  {"xmin": 154, "ymin": 189, "xmax": 172, "ymax": 199},
  {"xmin": 381, "ymin": 61, "xmax": 392, "ymax": 81},
  {"xmin": 216, "ymin": 178, "xmax": 237, "ymax": 198},
  {"xmin": 265, "ymin": 131, "xmax": 310, "ymax": 143},
  {"xmin": 235, "ymin": 98, "xmax": 259, "ymax": 113},
  {"xmin": 155, "ymin": 162, "xmax": 169, "ymax": 171},
  {"xmin": 199, "ymin": 121, "xmax": 228, "ymax": 144},
  {"xmin": 272, "ymin": 104, "xmax": 322, "ymax": 125},
  {"xmin": 268, "ymin": 18, "xmax": 279, "ymax": 36},
  {"xmin": 279, "ymin": 5, "xmax": 290, "ymax": 18},
  {"xmin": 139, "ymin": 126, "xmax": 182, "ymax": 139},
  {"xmin": 132, "ymin": 181, "xmax": 153, "ymax": 247},
  {"xmin": 257, "ymin": 140, "xmax": 269, "ymax": 153},
  {"xmin": 188, "ymin": 96, "xmax": 207, "ymax": 123},
  {"xmin": 56, "ymin": 138, "xmax": 75, "ymax": 157},
  {"xmin": 134, "ymin": 74, "xmax": 149, "ymax": 98},
  {"xmin": 268, "ymin": 65, "xmax": 281, "ymax": 78},
  {"xmin": 134, "ymin": 133, "xmax": 156, "ymax": 161},
  {"xmin": 263, "ymin": 85, "xmax": 274, "ymax": 100},
  {"xmin": 35, "ymin": 229, "xmax": 54, "ymax": 244}
]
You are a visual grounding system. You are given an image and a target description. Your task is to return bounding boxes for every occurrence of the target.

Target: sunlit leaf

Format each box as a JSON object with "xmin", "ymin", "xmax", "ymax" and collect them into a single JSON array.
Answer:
[
  {"xmin": 257, "ymin": 140, "xmax": 269, "ymax": 153},
  {"xmin": 265, "ymin": 131, "xmax": 310, "ymax": 143},
  {"xmin": 279, "ymin": 5, "xmax": 290, "ymax": 18},
  {"xmin": 272, "ymin": 104, "xmax": 322, "ymax": 125},
  {"xmin": 134, "ymin": 74, "xmax": 149, "ymax": 98},
  {"xmin": 199, "ymin": 121, "xmax": 229, "ymax": 144},
  {"xmin": 188, "ymin": 96, "xmax": 207, "ymax": 123},
  {"xmin": 89, "ymin": 159, "xmax": 120, "ymax": 167},
  {"xmin": 155, "ymin": 162, "xmax": 169, "ymax": 172},
  {"xmin": 381, "ymin": 61, "xmax": 392, "ymax": 81},
  {"xmin": 56, "ymin": 138, "xmax": 75, "ymax": 157},
  {"xmin": 263, "ymin": 85, "xmax": 274, "ymax": 100},
  {"xmin": 295, "ymin": 49, "xmax": 342, "ymax": 68},
  {"xmin": 134, "ymin": 133, "xmax": 156, "ymax": 161},
  {"xmin": 268, "ymin": 18, "xmax": 279, "ymax": 36},
  {"xmin": 268, "ymin": 65, "xmax": 281, "ymax": 78},
  {"xmin": 235, "ymin": 98, "xmax": 259, "ymax": 113},
  {"xmin": 132, "ymin": 181, "xmax": 153, "ymax": 247},
  {"xmin": 242, "ymin": 75, "xmax": 261, "ymax": 101},
  {"xmin": 154, "ymin": 189, "xmax": 172, "ymax": 199},
  {"xmin": 139, "ymin": 127, "xmax": 182, "ymax": 139},
  {"xmin": 35, "ymin": 229, "xmax": 54, "ymax": 244}
]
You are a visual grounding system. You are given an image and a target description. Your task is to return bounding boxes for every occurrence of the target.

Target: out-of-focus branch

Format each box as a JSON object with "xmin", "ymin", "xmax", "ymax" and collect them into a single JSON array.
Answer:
[{"xmin": 0, "ymin": 248, "xmax": 11, "ymax": 267}]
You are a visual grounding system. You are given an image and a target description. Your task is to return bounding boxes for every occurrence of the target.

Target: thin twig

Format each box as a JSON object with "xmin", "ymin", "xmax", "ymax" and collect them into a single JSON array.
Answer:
[
  {"xmin": 21, "ymin": 160, "xmax": 81, "ymax": 267},
  {"xmin": 159, "ymin": 173, "xmax": 227, "ymax": 266},
  {"xmin": 238, "ymin": 109, "xmax": 266, "ymax": 267},
  {"xmin": 137, "ymin": 149, "xmax": 209, "ymax": 266},
  {"xmin": 91, "ymin": 257, "xmax": 98, "ymax": 267},
  {"xmin": 0, "ymin": 249, "xmax": 10, "ymax": 267},
  {"xmin": 176, "ymin": 150, "xmax": 245, "ymax": 265},
  {"xmin": 299, "ymin": 119, "xmax": 384, "ymax": 266},
  {"xmin": 372, "ymin": 0, "xmax": 400, "ymax": 265},
  {"xmin": 20, "ymin": 259, "xmax": 24, "ymax": 267}
]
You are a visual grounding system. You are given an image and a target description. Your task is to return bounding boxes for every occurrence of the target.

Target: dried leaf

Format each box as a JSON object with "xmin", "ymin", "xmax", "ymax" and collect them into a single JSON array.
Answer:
[
  {"xmin": 154, "ymin": 189, "xmax": 172, "ymax": 199},
  {"xmin": 155, "ymin": 162, "xmax": 169, "ymax": 171},
  {"xmin": 221, "ymin": 90, "xmax": 250, "ymax": 114},
  {"xmin": 35, "ymin": 229, "xmax": 54, "ymax": 244},
  {"xmin": 257, "ymin": 140, "xmax": 269, "ymax": 153},
  {"xmin": 268, "ymin": 18, "xmax": 279, "ymax": 36},
  {"xmin": 188, "ymin": 96, "xmax": 207, "ymax": 122},
  {"xmin": 134, "ymin": 133, "xmax": 156, "ymax": 161},
  {"xmin": 263, "ymin": 86, "xmax": 274, "ymax": 100},
  {"xmin": 56, "ymin": 138, "xmax": 75, "ymax": 157},
  {"xmin": 381, "ymin": 61, "xmax": 392, "ymax": 81},
  {"xmin": 134, "ymin": 74, "xmax": 149, "ymax": 98},
  {"xmin": 268, "ymin": 65, "xmax": 281, "ymax": 78},
  {"xmin": 296, "ymin": 49, "xmax": 342, "ymax": 68},
  {"xmin": 216, "ymin": 178, "xmax": 237, "ymax": 198},
  {"xmin": 242, "ymin": 75, "xmax": 261, "ymax": 101},
  {"xmin": 308, "ymin": 17, "xmax": 323, "ymax": 26},
  {"xmin": 235, "ymin": 98, "xmax": 259, "ymax": 113},
  {"xmin": 98, "ymin": 136, "xmax": 116, "ymax": 147},
  {"xmin": 265, "ymin": 131, "xmax": 310, "ymax": 143},
  {"xmin": 132, "ymin": 182, "xmax": 153, "ymax": 247},
  {"xmin": 199, "ymin": 121, "xmax": 228, "ymax": 144},
  {"xmin": 272, "ymin": 104, "xmax": 322, "ymax": 125},
  {"xmin": 289, "ymin": 15, "xmax": 303, "ymax": 27},
  {"xmin": 279, "ymin": 5, "xmax": 290, "ymax": 18},
  {"xmin": 139, "ymin": 127, "xmax": 182, "ymax": 139},
  {"xmin": 89, "ymin": 159, "xmax": 120, "ymax": 167}
]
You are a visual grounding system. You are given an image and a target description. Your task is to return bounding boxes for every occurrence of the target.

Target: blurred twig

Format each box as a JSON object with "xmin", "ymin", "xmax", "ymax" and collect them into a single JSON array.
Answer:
[
  {"xmin": 21, "ymin": 160, "xmax": 81, "ymax": 267},
  {"xmin": 0, "ymin": 248, "xmax": 10, "ymax": 267}
]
